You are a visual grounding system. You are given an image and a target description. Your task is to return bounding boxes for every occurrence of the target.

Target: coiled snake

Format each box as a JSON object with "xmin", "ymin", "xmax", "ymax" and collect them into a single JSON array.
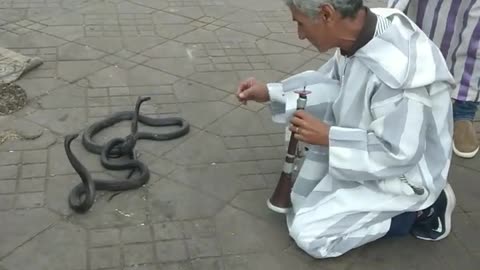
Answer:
[{"xmin": 64, "ymin": 96, "xmax": 190, "ymax": 213}]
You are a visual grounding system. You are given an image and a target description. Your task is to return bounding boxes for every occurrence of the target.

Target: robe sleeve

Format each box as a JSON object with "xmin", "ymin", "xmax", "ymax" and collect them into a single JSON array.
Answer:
[
  {"xmin": 268, "ymin": 56, "xmax": 340, "ymax": 124},
  {"xmin": 328, "ymin": 86, "xmax": 431, "ymax": 181}
]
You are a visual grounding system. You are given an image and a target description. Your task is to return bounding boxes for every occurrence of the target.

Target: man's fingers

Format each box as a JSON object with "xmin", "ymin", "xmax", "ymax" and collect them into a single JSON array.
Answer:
[
  {"xmin": 293, "ymin": 133, "xmax": 306, "ymax": 143},
  {"xmin": 290, "ymin": 116, "xmax": 307, "ymax": 128},
  {"xmin": 238, "ymin": 87, "xmax": 254, "ymax": 99},
  {"xmin": 289, "ymin": 123, "xmax": 309, "ymax": 134},
  {"xmin": 293, "ymin": 129, "xmax": 314, "ymax": 144},
  {"xmin": 293, "ymin": 110, "xmax": 311, "ymax": 119},
  {"xmin": 236, "ymin": 82, "xmax": 249, "ymax": 95},
  {"xmin": 288, "ymin": 125, "xmax": 296, "ymax": 133},
  {"xmin": 237, "ymin": 78, "xmax": 255, "ymax": 91}
]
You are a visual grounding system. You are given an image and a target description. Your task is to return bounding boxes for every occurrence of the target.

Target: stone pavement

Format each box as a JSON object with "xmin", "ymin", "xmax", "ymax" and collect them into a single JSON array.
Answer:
[{"xmin": 1, "ymin": 0, "xmax": 479, "ymax": 269}]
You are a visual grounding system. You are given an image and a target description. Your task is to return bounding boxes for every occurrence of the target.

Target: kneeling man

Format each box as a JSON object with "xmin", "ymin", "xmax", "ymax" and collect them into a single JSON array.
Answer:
[{"xmin": 236, "ymin": 0, "xmax": 457, "ymax": 259}]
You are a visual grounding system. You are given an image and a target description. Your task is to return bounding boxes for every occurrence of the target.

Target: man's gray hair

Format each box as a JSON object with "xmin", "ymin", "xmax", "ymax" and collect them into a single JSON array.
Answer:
[{"xmin": 284, "ymin": 0, "xmax": 363, "ymax": 18}]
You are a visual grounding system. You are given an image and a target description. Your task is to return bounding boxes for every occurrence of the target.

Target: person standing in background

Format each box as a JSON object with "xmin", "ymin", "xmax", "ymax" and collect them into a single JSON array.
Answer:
[{"xmin": 387, "ymin": 0, "xmax": 480, "ymax": 159}]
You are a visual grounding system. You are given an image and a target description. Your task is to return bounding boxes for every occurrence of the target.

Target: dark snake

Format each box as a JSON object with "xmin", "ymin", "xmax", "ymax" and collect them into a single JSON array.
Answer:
[{"xmin": 64, "ymin": 96, "xmax": 190, "ymax": 213}]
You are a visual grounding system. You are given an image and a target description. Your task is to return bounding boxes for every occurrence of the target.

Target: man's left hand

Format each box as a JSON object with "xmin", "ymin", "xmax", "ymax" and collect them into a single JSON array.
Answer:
[{"xmin": 289, "ymin": 110, "xmax": 330, "ymax": 146}]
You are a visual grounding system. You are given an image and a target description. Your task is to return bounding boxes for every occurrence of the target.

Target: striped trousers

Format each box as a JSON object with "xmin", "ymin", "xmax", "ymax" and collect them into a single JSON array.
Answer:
[{"xmin": 388, "ymin": 0, "xmax": 480, "ymax": 102}]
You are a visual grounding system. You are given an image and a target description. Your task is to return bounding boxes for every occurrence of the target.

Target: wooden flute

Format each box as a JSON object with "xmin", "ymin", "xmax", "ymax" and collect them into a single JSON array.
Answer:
[{"xmin": 267, "ymin": 88, "xmax": 310, "ymax": 213}]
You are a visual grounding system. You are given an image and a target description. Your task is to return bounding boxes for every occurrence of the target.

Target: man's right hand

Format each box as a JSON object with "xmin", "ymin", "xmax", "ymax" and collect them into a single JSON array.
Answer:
[{"xmin": 236, "ymin": 77, "xmax": 270, "ymax": 105}]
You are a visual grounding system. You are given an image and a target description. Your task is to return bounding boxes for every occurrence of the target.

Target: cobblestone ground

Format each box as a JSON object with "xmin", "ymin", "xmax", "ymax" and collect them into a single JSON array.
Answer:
[{"xmin": 1, "ymin": 0, "xmax": 479, "ymax": 269}]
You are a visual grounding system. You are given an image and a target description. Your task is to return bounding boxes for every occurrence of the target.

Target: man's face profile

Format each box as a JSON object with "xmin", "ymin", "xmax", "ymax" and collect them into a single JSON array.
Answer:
[{"xmin": 290, "ymin": 4, "xmax": 337, "ymax": 53}]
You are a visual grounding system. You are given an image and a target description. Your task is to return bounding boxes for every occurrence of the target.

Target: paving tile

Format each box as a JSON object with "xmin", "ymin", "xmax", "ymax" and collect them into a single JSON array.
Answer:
[
  {"xmin": 448, "ymin": 165, "xmax": 480, "ymax": 212},
  {"xmin": 182, "ymin": 219, "xmax": 216, "ymax": 239},
  {"xmin": 226, "ymin": 22, "xmax": 271, "ymax": 37},
  {"xmin": 206, "ymin": 107, "xmax": 280, "ymax": 136},
  {"xmin": 17, "ymin": 178, "xmax": 45, "ymax": 192},
  {"xmin": 425, "ymin": 233, "xmax": 480, "ymax": 270},
  {"xmin": 89, "ymin": 228, "xmax": 121, "ymax": 247},
  {"xmin": 268, "ymin": 53, "xmax": 315, "ymax": 73},
  {"xmin": 222, "ymin": 252, "xmax": 312, "ymax": 270},
  {"xmin": 188, "ymin": 71, "xmax": 240, "ymax": 93},
  {"xmin": 226, "ymin": 148, "xmax": 255, "ymax": 161},
  {"xmin": 451, "ymin": 154, "xmax": 480, "ymax": 175},
  {"xmin": 147, "ymin": 158, "xmax": 177, "ymax": 177},
  {"xmin": 452, "ymin": 212, "xmax": 480, "ymax": 253},
  {"xmin": 159, "ymin": 262, "xmax": 193, "ymax": 270},
  {"xmin": 86, "ymin": 65, "xmax": 179, "ymax": 88},
  {"xmin": 57, "ymin": 42, "xmax": 106, "ymax": 60},
  {"xmin": 21, "ymin": 163, "xmax": 47, "ymax": 178},
  {"xmin": 123, "ymin": 243, "xmax": 156, "ymax": 266},
  {"xmin": 57, "ymin": 60, "xmax": 108, "ymax": 82},
  {"xmin": 354, "ymin": 236, "xmax": 452, "ymax": 269},
  {"xmin": 175, "ymin": 28, "xmax": 218, "ymax": 43},
  {"xmin": 0, "ymin": 31, "xmax": 67, "ymax": 48},
  {"xmin": 168, "ymin": 164, "xmax": 241, "ymax": 201},
  {"xmin": 38, "ymin": 84, "xmax": 87, "ymax": 109},
  {"xmin": 173, "ymin": 79, "xmax": 228, "ymax": 102},
  {"xmin": 186, "ymin": 237, "xmax": 221, "ymax": 258},
  {"xmin": 153, "ymin": 221, "xmax": 185, "ymax": 240},
  {"xmin": 124, "ymin": 264, "xmax": 158, "ymax": 270},
  {"xmin": 89, "ymin": 246, "xmax": 122, "ymax": 269},
  {"xmin": 237, "ymin": 174, "xmax": 267, "ymax": 190},
  {"xmin": 215, "ymin": 205, "xmax": 290, "ymax": 255},
  {"xmin": 16, "ymin": 78, "xmax": 68, "ymax": 98},
  {"xmin": 0, "ymin": 151, "xmax": 21, "ymax": 165},
  {"xmin": 246, "ymin": 135, "xmax": 272, "ymax": 147},
  {"xmin": 0, "ymin": 131, "xmax": 57, "ymax": 153},
  {"xmin": 25, "ymin": 108, "xmax": 88, "ymax": 136},
  {"xmin": 148, "ymin": 178, "xmax": 224, "ymax": 222},
  {"xmin": 223, "ymin": 136, "xmax": 248, "ymax": 149},
  {"xmin": 155, "ymin": 240, "xmax": 188, "ymax": 262},
  {"xmin": 0, "ymin": 165, "xmax": 18, "ymax": 180},
  {"xmin": 0, "ymin": 180, "xmax": 16, "ymax": 193},
  {"xmin": 142, "ymin": 40, "xmax": 189, "ymax": 58},
  {"xmin": 1, "ymin": 221, "xmax": 84, "ymax": 270},
  {"xmin": 68, "ymin": 188, "xmax": 149, "ymax": 228},
  {"xmin": 121, "ymin": 225, "xmax": 153, "ymax": 244},
  {"xmin": 42, "ymin": 25, "xmax": 84, "ymax": 41},
  {"xmin": 0, "ymin": 194, "xmax": 15, "ymax": 210},
  {"xmin": 15, "ymin": 192, "xmax": 45, "ymax": 208},
  {"xmin": 164, "ymin": 131, "xmax": 231, "ymax": 165},
  {"xmin": 256, "ymin": 159, "xmax": 283, "ymax": 174},
  {"xmin": 230, "ymin": 189, "xmax": 284, "ymax": 221},
  {"xmin": 178, "ymin": 101, "xmax": 235, "ymax": 129},
  {"xmin": 22, "ymin": 149, "xmax": 48, "ymax": 164},
  {"xmin": 191, "ymin": 257, "xmax": 224, "ymax": 270}
]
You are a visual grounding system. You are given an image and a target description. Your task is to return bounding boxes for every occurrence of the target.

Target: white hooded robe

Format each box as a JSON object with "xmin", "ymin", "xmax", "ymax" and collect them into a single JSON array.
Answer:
[{"xmin": 266, "ymin": 8, "xmax": 456, "ymax": 258}]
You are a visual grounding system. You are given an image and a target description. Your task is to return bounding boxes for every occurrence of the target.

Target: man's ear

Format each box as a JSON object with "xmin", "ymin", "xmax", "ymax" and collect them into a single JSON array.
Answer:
[{"xmin": 318, "ymin": 4, "xmax": 336, "ymax": 23}]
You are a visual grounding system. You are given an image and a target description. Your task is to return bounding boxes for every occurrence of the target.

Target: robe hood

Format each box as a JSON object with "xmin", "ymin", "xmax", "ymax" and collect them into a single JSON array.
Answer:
[{"xmin": 354, "ymin": 8, "xmax": 456, "ymax": 91}]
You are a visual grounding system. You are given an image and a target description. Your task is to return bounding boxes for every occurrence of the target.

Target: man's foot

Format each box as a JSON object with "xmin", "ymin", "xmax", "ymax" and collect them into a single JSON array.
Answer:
[
  {"xmin": 411, "ymin": 183, "xmax": 456, "ymax": 241},
  {"xmin": 453, "ymin": 120, "xmax": 479, "ymax": 158}
]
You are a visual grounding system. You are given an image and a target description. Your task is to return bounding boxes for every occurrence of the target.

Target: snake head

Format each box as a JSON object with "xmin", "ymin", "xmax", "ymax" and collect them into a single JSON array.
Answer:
[
  {"xmin": 131, "ymin": 96, "xmax": 151, "ymax": 135},
  {"xmin": 135, "ymin": 96, "xmax": 151, "ymax": 114},
  {"xmin": 64, "ymin": 133, "xmax": 79, "ymax": 144}
]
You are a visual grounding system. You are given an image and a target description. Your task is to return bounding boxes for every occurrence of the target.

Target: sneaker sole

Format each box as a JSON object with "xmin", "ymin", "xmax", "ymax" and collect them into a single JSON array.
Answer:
[
  {"xmin": 453, "ymin": 143, "xmax": 479, "ymax": 159},
  {"xmin": 267, "ymin": 199, "xmax": 291, "ymax": 214},
  {"xmin": 416, "ymin": 183, "xmax": 456, "ymax": 241}
]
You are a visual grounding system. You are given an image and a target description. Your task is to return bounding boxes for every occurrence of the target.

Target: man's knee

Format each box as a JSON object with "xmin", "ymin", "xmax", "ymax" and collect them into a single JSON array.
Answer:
[
  {"xmin": 288, "ymin": 214, "xmax": 372, "ymax": 259},
  {"xmin": 289, "ymin": 217, "xmax": 340, "ymax": 259},
  {"xmin": 290, "ymin": 232, "xmax": 345, "ymax": 259}
]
